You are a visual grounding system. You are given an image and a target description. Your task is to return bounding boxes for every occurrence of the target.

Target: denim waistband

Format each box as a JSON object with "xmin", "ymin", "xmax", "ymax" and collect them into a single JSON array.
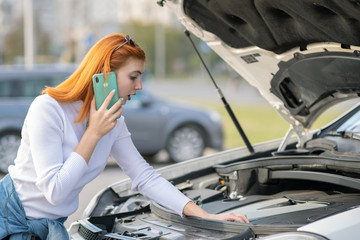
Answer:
[{"xmin": 0, "ymin": 174, "xmax": 69, "ymax": 240}]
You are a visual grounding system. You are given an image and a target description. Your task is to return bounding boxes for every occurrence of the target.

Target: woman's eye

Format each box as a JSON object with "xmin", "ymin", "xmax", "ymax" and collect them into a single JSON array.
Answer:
[{"xmin": 130, "ymin": 76, "xmax": 137, "ymax": 81}]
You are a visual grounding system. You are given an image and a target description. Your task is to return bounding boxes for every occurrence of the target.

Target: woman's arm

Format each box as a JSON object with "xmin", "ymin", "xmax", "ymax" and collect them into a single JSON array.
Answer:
[
  {"xmin": 27, "ymin": 92, "xmax": 122, "ymax": 205},
  {"xmin": 183, "ymin": 201, "xmax": 249, "ymax": 223},
  {"xmin": 111, "ymin": 134, "xmax": 191, "ymax": 217},
  {"xmin": 75, "ymin": 92, "xmax": 122, "ymax": 163},
  {"xmin": 110, "ymin": 116, "xmax": 249, "ymax": 223}
]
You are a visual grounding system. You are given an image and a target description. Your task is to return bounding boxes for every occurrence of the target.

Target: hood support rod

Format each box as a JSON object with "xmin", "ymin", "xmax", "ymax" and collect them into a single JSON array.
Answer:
[{"xmin": 184, "ymin": 30, "xmax": 254, "ymax": 154}]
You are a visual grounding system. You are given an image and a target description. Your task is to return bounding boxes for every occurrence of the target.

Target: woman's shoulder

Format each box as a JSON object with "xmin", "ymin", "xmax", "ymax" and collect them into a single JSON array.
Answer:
[
  {"xmin": 28, "ymin": 94, "xmax": 64, "ymax": 119},
  {"xmin": 32, "ymin": 94, "xmax": 58, "ymax": 106}
]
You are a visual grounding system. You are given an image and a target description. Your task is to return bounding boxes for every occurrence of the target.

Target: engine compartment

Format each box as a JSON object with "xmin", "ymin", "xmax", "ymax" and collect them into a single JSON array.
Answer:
[{"xmin": 70, "ymin": 149, "xmax": 360, "ymax": 239}]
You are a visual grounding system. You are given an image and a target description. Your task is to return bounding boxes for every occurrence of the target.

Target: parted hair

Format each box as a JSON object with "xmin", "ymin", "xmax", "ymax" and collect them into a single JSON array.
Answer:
[{"xmin": 42, "ymin": 33, "xmax": 146, "ymax": 123}]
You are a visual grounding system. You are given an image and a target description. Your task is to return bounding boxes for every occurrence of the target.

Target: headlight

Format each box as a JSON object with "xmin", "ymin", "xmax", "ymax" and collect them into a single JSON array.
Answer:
[{"xmin": 261, "ymin": 232, "xmax": 327, "ymax": 240}]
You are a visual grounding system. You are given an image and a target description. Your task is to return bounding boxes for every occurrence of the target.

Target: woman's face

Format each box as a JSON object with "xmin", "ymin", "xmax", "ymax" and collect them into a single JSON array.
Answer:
[{"xmin": 115, "ymin": 58, "xmax": 145, "ymax": 105}]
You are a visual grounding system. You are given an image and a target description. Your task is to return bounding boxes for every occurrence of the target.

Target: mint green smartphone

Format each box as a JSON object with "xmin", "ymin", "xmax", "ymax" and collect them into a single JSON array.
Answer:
[{"xmin": 92, "ymin": 72, "xmax": 120, "ymax": 115}]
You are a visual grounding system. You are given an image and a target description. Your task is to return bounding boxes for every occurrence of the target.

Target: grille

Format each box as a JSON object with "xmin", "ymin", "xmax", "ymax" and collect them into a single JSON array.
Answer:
[
  {"xmin": 105, "ymin": 229, "xmax": 164, "ymax": 240},
  {"xmin": 78, "ymin": 219, "xmax": 103, "ymax": 240}
]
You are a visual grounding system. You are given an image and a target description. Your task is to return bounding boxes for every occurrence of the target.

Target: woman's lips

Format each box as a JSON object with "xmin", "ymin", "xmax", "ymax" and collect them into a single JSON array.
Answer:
[{"xmin": 128, "ymin": 95, "xmax": 131, "ymax": 100}]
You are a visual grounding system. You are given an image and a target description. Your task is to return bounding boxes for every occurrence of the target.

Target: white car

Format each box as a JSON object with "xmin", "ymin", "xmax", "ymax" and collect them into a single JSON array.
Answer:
[{"xmin": 68, "ymin": 1, "xmax": 360, "ymax": 239}]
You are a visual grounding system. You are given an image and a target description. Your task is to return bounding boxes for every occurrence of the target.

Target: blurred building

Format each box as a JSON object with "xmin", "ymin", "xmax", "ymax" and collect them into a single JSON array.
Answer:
[{"xmin": 0, "ymin": 0, "xmax": 177, "ymax": 64}]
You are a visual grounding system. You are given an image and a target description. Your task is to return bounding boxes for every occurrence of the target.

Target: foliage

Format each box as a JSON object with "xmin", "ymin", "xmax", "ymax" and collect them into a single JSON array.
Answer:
[
  {"xmin": 2, "ymin": 18, "xmax": 24, "ymax": 64},
  {"xmin": 2, "ymin": 16, "xmax": 231, "ymax": 79},
  {"xmin": 2, "ymin": 16, "xmax": 51, "ymax": 64},
  {"xmin": 121, "ymin": 21, "xmax": 229, "ymax": 78},
  {"xmin": 190, "ymin": 101, "xmax": 344, "ymax": 149}
]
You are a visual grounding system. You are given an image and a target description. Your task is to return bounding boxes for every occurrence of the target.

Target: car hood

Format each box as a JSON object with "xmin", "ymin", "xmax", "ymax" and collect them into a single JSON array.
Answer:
[{"xmin": 162, "ymin": 0, "xmax": 360, "ymax": 135}]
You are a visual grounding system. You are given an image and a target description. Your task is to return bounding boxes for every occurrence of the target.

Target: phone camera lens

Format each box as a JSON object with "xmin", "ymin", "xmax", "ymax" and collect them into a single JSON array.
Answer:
[{"xmin": 95, "ymin": 77, "xmax": 99, "ymax": 83}]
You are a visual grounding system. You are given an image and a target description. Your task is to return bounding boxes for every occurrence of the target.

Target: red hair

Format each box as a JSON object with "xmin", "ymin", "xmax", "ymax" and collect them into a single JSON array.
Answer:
[{"xmin": 42, "ymin": 33, "xmax": 146, "ymax": 122}]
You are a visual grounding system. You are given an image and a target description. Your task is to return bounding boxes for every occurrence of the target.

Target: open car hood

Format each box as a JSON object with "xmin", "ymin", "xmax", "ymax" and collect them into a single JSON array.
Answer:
[{"xmin": 162, "ymin": 0, "xmax": 360, "ymax": 138}]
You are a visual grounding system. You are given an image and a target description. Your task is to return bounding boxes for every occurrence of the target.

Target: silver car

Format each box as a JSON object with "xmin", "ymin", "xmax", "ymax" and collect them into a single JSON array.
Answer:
[
  {"xmin": 68, "ymin": 0, "xmax": 360, "ymax": 239},
  {"xmin": 123, "ymin": 90, "xmax": 223, "ymax": 162},
  {"xmin": 0, "ymin": 66, "xmax": 223, "ymax": 173}
]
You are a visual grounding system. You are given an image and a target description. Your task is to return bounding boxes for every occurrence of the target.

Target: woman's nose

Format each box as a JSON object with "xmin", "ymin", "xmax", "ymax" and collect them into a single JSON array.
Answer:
[{"xmin": 135, "ymin": 80, "xmax": 142, "ymax": 90}]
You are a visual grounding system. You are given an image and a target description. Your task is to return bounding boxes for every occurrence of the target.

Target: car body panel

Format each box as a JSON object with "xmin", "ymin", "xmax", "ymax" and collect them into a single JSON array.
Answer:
[{"xmin": 297, "ymin": 206, "xmax": 360, "ymax": 240}]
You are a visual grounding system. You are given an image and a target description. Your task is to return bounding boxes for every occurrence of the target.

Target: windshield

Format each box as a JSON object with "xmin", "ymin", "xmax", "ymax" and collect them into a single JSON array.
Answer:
[{"xmin": 337, "ymin": 110, "xmax": 360, "ymax": 133}]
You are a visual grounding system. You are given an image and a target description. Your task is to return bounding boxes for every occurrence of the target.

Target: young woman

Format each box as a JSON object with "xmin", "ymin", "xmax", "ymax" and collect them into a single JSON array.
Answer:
[{"xmin": 0, "ymin": 33, "xmax": 249, "ymax": 239}]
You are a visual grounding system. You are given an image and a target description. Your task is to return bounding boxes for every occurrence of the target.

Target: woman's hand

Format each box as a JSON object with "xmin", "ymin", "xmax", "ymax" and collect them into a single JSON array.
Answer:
[
  {"xmin": 87, "ymin": 90, "xmax": 123, "ymax": 139},
  {"xmin": 205, "ymin": 212, "xmax": 250, "ymax": 223},
  {"xmin": 75, "ymin": 90, "xmax": 123, "ymax": 164},
  {"xmin": 183, "ymin": 201, "xmax": 249, "ymax": 223}
]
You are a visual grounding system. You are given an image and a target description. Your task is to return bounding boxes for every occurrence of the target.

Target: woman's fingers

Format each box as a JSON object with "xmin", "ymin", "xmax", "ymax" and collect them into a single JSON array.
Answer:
[
  {"xmin": 99, "ymin": 89, "xmax": 117, "ymax": 110},
  {"xmin": 88, "ymin": 93, "xmax": 123, "ymax": 138},
  {"xmin": 100, "ymin": 90, "xmax": 124, "ymax": 120},
  {"xmin": 213, "ymin": 212, "xmax": 250, "ymax": 223},
  {"xmin": 229, "ymin": 213, "xmax": 249, "ymax": 223},
  {"xmin": 109, "ymin": 97, "xmax": 124, "ymax": 118}
]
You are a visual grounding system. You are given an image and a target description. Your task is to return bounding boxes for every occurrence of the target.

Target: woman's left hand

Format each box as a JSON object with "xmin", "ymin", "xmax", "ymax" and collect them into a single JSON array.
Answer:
[
  {"xmin": 206, "ymin": 212, "xmax": 250, "ymax": 223},
  {"xmin": 183, "ymin": 201, "xmax": 249, "ymax": 223}
]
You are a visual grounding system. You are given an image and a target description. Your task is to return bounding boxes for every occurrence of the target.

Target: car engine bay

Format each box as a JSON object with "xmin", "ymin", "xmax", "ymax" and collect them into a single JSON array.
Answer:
[{"xmin": 69, "ymin": 142, "xmax": 360, "ymax": 239}]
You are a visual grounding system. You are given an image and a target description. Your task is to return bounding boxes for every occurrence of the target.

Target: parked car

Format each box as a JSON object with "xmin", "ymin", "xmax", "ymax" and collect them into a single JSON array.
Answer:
[
  {"xmin": 0, "ymin": 65, "xmax": 74, "ymax": 174},
  {"xmin": 122, "ymin": 90, "xmax": 223, "ymax": 162},
  {"xmin": 0, "ymin": 65, "xmax": 224, "ymax": 173},
  {"xmin": 68, "ymin": 0, "xmax": 360, "ymax": 239}
]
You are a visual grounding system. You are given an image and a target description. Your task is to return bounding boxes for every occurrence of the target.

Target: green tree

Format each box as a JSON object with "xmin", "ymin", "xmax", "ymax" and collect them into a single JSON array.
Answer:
[
  {"xmin": 2, "ymin": 17, "xmax": 24, "ymax": 64},
  {"xmin": 122, "ymin": 21, "xmax": 156, "ymax": 76},
  {"xmin": 121, "ymin": 21, "xmax": 231, "ymax": 79},
  {"xmin": 2, "ymin": 15, "xmax": 52, "ymax": 64}
]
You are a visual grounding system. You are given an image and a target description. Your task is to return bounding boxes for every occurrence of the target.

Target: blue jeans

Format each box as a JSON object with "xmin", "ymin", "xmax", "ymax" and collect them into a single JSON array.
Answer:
[{"xmin": 0, "ymin": 174, "xmax": 69, "ymax": 240}]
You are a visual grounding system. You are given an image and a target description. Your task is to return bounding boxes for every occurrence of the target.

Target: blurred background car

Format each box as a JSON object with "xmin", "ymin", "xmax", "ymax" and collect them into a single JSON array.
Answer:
[
  {"xmin": 0, "ymin": 65, "xmax": 223, "ymax": 173},
  {"xmin": 123, "ymin": 90, "xmax": 223, "ymax": 163},
  {"xmin": 0, "ymin": 65, "xmax": 73, "ymax": 174}
]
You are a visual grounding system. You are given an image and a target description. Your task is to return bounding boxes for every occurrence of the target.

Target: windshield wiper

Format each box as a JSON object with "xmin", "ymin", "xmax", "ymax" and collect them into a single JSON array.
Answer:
[
  {"xmin": 325, "ymin": 131, "xmax": 360, "ymax": 141},
  {"xmin": 184, "ymin": 30, "xmax": 255, "ymax": 154}
]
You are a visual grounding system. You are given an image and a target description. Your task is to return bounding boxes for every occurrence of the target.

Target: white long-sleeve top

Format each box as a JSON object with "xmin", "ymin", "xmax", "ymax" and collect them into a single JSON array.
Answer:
[{"xmin": 8, "ymin": 94, "xmax": 190, "ymax": 220}]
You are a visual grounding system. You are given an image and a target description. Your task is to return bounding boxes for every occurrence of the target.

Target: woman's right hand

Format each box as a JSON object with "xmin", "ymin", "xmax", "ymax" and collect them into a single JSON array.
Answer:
[
  {"xmin": 87, "ymin": 90, "xmax": 123, "ymax": 139},
  {"xmin": 75, "ymin": 90, "xmax": 123, "ymax": 164}
]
